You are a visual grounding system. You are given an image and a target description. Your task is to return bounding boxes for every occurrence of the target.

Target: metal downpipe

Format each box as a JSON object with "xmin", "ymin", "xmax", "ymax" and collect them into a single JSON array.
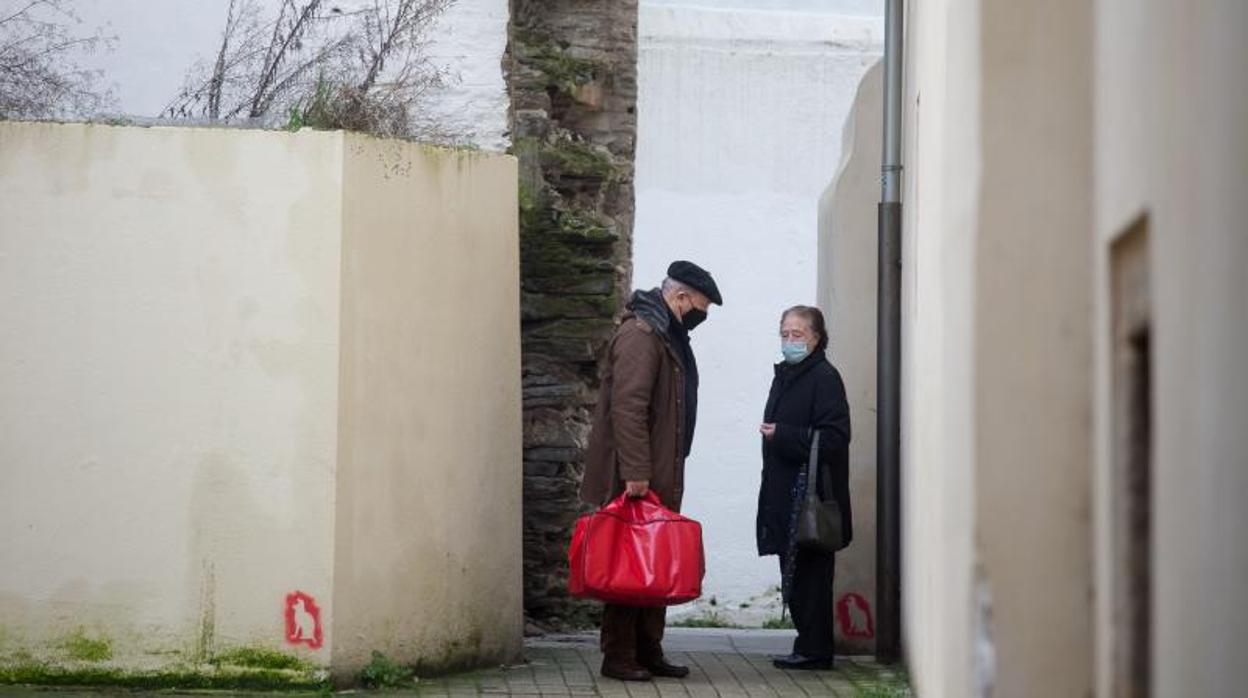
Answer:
[{"xmin": 875, "ymin": 0, "xmax": 904, "ymax": 664}]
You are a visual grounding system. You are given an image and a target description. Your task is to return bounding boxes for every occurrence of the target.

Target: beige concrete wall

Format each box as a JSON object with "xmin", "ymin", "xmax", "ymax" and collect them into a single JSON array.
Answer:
[
  {"xmin": 1093, "ymin": 1, "xmax": 1248, "ymax": 696},
  {"xmin": 0, "ymin": 122, "xmax": 344, "ymax": 663},
  {"xmin": 895, "ymin": 0, "xmax": 982, "ymax": 693},
  {"xmin": 0, "ymin": 122, "xmax": 523, "ymax": 678},
  {"xmin": 816, "ymin": 59, "xmax": 882, "ymax": 655},
  {"xmin": 330, "ymin": 136, "xmax": 523, "ymax": 676},
  {"xmin": 974, "ymin": 1, "xmax": 1095, "ymax": 696},
  {"xmin": 898, "ymin": 0, "xmax": 1097, "ymax": 693},
  {"xmin": 825, "ymin": 1, "xmax": 1245, "ymax": 696},
  {"xmin": 889, "ymin": 0, "xmax": 1096, "ymax": 693}
]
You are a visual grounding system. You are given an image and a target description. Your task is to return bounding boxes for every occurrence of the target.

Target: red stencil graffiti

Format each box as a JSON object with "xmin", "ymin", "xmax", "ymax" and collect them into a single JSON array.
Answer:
[
  {"xmin": 836, "ymin": 592, "xmax": 875, "ymax": 639},
  {"xmin": 284, "ymin": 591, "xmax": 323, "ymax": 649}
]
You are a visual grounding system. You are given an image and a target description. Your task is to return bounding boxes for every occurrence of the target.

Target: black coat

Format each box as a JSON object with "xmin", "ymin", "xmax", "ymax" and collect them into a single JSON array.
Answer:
[{"xmin": 756, "ymin": 352, "xmax": 852, "ymax": 556}]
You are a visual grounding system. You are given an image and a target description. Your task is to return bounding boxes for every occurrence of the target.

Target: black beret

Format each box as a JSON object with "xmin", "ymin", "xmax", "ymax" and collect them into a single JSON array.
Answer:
[{"xmin": 667, "ymin": 260, "xmax": 722, "ymax": 306}]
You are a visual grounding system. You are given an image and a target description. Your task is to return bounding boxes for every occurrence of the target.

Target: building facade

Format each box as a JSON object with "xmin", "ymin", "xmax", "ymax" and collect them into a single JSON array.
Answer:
[{"xmin": 820, "ymin": 0, "xmax": 1247, "ymax": 694}]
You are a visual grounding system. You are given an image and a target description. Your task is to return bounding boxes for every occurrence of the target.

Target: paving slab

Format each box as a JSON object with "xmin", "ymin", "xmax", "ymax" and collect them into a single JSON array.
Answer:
[{"xmin": 530, "ymin": 628, "xmax": 797, "ymax": 656}]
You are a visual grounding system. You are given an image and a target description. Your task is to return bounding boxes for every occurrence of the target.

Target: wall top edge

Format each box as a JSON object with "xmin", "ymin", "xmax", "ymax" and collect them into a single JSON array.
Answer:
[
  {"xmin": 0, "ymin": 120, "xmax": 514, "ymax": 163},
  {"xmin": 640, "ymin": 4, "xmax": 884, "ymax": 45}
]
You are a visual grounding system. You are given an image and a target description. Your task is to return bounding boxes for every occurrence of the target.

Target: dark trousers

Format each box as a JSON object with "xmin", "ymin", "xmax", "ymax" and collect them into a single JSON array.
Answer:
[
  {"xmin": 779, "ymin": 548, "xmax": 837, "ymax": 659},
  {"xmin": 601, "ymin": 604, "xmax": 667, "ymax": 666}
]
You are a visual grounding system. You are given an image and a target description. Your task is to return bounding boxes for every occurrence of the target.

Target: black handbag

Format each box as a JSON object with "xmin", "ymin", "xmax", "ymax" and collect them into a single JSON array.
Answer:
[{"xmin": 795, "ymin": 430, "xmax": 845, "ymax": 553}]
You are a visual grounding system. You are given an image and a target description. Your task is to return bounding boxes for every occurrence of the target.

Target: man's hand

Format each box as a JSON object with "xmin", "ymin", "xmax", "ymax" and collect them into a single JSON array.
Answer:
[
  {"xmin": 760, "ymin": 423, "xmax": 777, "ymax": 440},
  {"xmin": 625, "ymin": 480, "xmax": 650, "ymax": 498}
]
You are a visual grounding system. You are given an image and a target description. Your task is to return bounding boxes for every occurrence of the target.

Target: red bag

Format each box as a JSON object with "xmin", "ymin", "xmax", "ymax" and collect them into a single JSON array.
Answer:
[{"xmin": 568, "ymin": 492, "xmax": 705, "ymax": 606}]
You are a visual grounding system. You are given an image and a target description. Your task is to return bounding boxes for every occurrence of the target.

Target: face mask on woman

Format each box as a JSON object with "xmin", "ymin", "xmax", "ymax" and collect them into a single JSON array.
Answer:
[{"xmin": 781, "ymin": 340, "xmax": 810, "ymax": 364}]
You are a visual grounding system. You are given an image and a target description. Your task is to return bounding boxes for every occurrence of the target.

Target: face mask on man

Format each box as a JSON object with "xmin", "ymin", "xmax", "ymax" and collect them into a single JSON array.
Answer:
[
  {"xmin": 681, "ymin": 307, "xmax": 707, "ymax": 331},
  {"xmin": 781, "ymin": 340, "xmax": 810, "ymax": 364},
  {"xmin": 677, "ymin": 293, "xmax": 707, "ymax": 331}
]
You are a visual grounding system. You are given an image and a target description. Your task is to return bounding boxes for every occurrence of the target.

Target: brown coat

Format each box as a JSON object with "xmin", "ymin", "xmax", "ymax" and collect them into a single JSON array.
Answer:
[{"xmin": 580, "ymin": 301, "xmax": 689, "ymax": 512}]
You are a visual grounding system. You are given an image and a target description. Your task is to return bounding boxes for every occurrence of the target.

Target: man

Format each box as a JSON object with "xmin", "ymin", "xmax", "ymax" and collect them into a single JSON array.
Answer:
[{"xmin": 580, "ymin": 260, "xmax": 723, "ymax": 682}]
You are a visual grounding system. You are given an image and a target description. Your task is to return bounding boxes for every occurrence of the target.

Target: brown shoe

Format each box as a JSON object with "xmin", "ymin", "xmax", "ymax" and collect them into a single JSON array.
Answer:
[
  {"xmin": 642, "ymin": 657, "xmax": 690, "ymax": 679},
  {"xmin": 601, "ymin": 661, "xmax": 653, "ymax": 682}
]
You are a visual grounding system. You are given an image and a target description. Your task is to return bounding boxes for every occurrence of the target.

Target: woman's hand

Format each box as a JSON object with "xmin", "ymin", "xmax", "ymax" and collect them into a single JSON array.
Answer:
[
  {"xmin": 625, "ymin": 480, "xmax": 650, "ymax": 498},
  {"xmin": 760, "ymin": 423, "xmax": 777, "ymax": 440}
]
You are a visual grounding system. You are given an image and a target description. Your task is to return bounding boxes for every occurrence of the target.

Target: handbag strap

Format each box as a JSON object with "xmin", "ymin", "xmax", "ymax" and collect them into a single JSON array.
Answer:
[{"xmin": 805, "ymin": 430, "xmax": 821, "ymax": 502}]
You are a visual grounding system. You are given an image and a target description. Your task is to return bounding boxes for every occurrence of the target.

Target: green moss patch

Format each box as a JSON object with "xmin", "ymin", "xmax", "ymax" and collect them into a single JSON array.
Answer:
[
  {"xmin": 514, "ymin": 136, "xmax": 617, "ymax": 183},
  {"xmin": 542, "ymin": 139, "xmax": 616, "ymax": 181},
  {"xmin": 761, "ymin": 615, "xmax": 796, "ymax": 630},
  {"xmin": 359, "ymin": 650, "xmax": 415, "ymax": 689},
  {"xmin": 210, "ymin": 645, "xmax": 312, "ymax": 672},
  {"xmin": 841, "ymin": 661, "xmax": 914, "ymax": 698},
  {"xmin": 2, "ymin": 643, "xmax": 324, "ymax": 692},
  {"xmin": 0, "ymin": 660, "xmax": 327, "ymax": 691},
  {"xmin": 58, "ymin": 629, "xmax": 112, "ymax": 662},
  {"xmin": 514, "ymin": 29, "xmax": 604, "ymax": 93},
  {"xmin": 357, "ymin": 635, "xmax": 505, "ymax": 688},
  {"xmin": 670, "ymin": 612, "xmax": 743, "ymax": 629}
]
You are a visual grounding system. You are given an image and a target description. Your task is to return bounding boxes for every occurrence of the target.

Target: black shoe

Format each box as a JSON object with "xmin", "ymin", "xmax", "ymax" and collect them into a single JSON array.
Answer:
[
  {"xmin": 641, "ymin": 657, "xmax": 690, "ymax": 679},
  {"xmin": 601, "ymin": 661, "xmax": 653, "ymax": 682},
  {"xmin": 772, "ymin": 653, "xmax": 834, "ymax": 671}
]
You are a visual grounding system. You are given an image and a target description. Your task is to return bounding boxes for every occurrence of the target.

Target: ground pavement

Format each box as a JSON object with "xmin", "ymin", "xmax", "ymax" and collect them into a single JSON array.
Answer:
[
  {"xmin": 0, "ymin": 629, "xmax": 911, "ymax": 697},
  {"xmin": 435, "ymin": 629, "xmax": 912, "ymax": 698}
]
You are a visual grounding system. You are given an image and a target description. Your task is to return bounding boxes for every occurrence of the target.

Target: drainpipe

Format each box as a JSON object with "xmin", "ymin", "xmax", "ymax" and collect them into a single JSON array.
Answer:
[{"xmin": 876, "ymin": 0, "xmax": 904, "ymax": 664}]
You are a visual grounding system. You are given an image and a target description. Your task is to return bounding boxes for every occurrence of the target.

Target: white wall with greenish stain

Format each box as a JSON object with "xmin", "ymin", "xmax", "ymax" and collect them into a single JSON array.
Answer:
[{"xmin": 0, "ymin": 122, "xmax": 522, "ymax": 677}]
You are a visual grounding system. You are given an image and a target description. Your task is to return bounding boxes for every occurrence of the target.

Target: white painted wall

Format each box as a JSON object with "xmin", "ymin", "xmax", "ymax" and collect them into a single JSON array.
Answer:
[
  {"xmin": 816, "ymin": 59, "xmax": 882, "ymax": 653},
  {"xmin": 0, "ymin": 122, "xmax": 523, "ymax": 675},
  {"xmin": 894, "ymin": 3, "xmax": 981, "ymax": 691},
  {"xmin": 73, "ymin": 0, "xmax": 509, "ymax": 149},
  {"xmin": 0, "ymin": 123, "xmax": 346, "ymax": 662},
  {"xmin": 633, "ymin": 1, "xmax": 881, "ymax": 609}
]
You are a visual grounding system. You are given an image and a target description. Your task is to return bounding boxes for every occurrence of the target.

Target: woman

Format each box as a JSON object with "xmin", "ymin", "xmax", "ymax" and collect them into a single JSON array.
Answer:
[{"xmin": 757, "ymin": 305, "xmax": 852, "ymax": 670}]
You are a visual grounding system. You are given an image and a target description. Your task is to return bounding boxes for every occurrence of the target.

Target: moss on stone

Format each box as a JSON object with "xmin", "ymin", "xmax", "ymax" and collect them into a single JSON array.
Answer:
[
  {"xmin": 526, "ymin": 318, "xmax": 618, "ymax": 342},
  {"xmin": 409, "ymin": 631, "xmax": 490, "ymax": 679},
  {"xmin": 58, "ymin": 629, "xmax": 112, "ymax": 663},
  {"xmin": 358, "ymin": 650, "xmax": 414, "ymax": 689},
  {"xmin": 0, "ymin": 661, "xmax": 327, "ymax": 692},
  {"xmin": 518, "ymin": 178, "xmax": 554, "ymax": 233},
  {"xmin": 842, "ymin": 662, "xmax": 914, "ymax": 698},
  {"xmin": 544, "ymin": 139, "xmax": 617, "ymax": 181},
  {"xmin": 554, "ymin": 208, "xmax": 616, "ymax": 241},
  {"xmin": 514, "ymin": 136, "xmax": 617, "ymax": 182},
  {"xmin": 514, "ymin": 29, "xmax": 604, "ymax": 93},
  {"xmin": 522, "ymin": 292, "xmax": 616, "ymax": 321},
  {"xmin": 210, "ymin": 645, "xmax": 311, "ymax": 672},
  {"xmin": 522, "ymin": 271, "xmax": 616, "ymax": 296}
]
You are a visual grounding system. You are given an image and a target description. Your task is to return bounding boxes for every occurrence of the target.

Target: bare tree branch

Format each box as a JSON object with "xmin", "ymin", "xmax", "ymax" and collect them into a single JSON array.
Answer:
[
  {"xmin": 166, "ymin": 0, "xmax": 459, "ymax": 141},
  {"xmin": 249, "ymin": 0, "xmax": 322, "ymax": 118},
  {"xmin": 207, "ymin": 0, "xmax": 240, "ymax": 119},
  {"xmin": 0, "ymin": 0, "xmax": 115, "ymax": 119}
]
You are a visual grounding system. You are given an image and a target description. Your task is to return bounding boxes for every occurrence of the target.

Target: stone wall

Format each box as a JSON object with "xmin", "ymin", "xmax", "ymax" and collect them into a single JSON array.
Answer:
[{"xmin": 506, "ymin": 0, "xmax": 638, "ymax": 626}]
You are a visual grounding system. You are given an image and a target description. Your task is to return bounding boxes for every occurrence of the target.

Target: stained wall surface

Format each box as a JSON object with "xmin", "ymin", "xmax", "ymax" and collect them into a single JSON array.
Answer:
[
  {"xmin": 331, "ymin": 136, "xmax": 523, "ymax": 675},
  {"xmin": 0, "ymin": 123, "xmax": 345, "ymax": 663},
  {"xmin": 0, "ymin": 123, "xmax": 522, "ymax": 677}
]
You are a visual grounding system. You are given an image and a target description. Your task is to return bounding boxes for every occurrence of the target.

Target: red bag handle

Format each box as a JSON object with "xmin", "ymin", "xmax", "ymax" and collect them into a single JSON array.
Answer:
[
  {"xmin": 604, "ymin": 490, "xmax": 683, "ymax": 523},
  {"xmin": 610, "ymin": 490, "xmax": 663, "ymax": 508}
]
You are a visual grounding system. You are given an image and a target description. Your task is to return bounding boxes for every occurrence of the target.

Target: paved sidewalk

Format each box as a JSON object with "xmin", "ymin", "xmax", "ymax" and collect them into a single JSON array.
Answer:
[
  {"xmin": 0, "ymin": 630, "xmax": 911, "ymax": 697},
  {"xmin": 409, "ymin": 629, "xmax": 910, "ymax": 697}
]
